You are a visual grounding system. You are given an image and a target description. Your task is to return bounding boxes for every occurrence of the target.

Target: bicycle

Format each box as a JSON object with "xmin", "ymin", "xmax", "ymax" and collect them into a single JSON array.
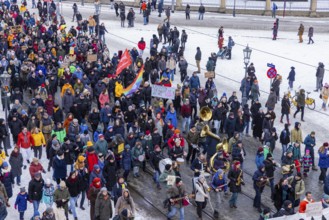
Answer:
[
  {"xmin": 292, "ymin": 90, "xmax": 316, "ymax": 110},
  {"xmin": 286, "ymin": 90, "xmax": 297, "ymax": 110}
]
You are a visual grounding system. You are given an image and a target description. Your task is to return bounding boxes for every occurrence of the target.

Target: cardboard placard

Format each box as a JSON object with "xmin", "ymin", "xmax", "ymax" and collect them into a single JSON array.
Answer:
[
  {"xmin": 166, "ymin": 175, "xmax": 176, "ymax": 186},
  {"xmin": 87, "ymin": 54, "xmax": 97, "ymax": 62},
  {"xmin": 118, "ymin": 143, "xmax": 124, "ymax": 154},
  {"xmin": 306, "ymin": 202, "xmax": 323, "ymax": 217},
  {"xmin": 10, "ymin": 25, "xmax": 22, "ymax": 34},
  {"xmin": 204, "ymin": 71, "xmax": 215, "ymax": 78},
  {"xmin": 151, "ymin": 84, "xmax": 176, "ymax": 100}
]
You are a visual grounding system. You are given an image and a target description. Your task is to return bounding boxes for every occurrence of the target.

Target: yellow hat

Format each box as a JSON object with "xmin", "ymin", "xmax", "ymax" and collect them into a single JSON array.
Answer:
[
  {"xmin": 87, "ymin": 141, "xmax": 93, "ymax": 147},
  {"xmin": 78, "ymin": 155, "xmax": 85, "ymax": 162}
]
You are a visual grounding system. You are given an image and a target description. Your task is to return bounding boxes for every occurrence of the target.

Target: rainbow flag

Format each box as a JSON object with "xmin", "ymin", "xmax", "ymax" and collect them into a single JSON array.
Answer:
[{"xmin": 123, "ymin": 65, "xmax": 144, "ymax": 97}]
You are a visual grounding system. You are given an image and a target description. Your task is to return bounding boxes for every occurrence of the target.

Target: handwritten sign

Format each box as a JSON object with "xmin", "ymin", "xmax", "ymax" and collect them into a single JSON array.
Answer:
[
  {"xmin": 306, "ymin": 202, "xmax": 323, "ymax": 217},
  {"xmin": 166, "ymin": 175, "xmax": 176, "ymax": 186},
  {"xmin": 10, "ymin": 25, "xmax": 22, "ymax": 34},
  {"xmin": 151, "ymin": 84, "xmax": 175, "ymax": 100},
  {"xmin": 204, "ymin": 71, "xmax": 215, "ymax": 78},
  {"xmin": 87, "ymin": 54, "xmax": 97, "ymax": 62}
]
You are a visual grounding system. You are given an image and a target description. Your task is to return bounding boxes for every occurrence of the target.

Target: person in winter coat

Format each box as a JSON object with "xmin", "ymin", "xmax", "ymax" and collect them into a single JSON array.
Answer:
[
  {"xmin": 17, "ymin": 127, "xmax": 34, "ymax": 167},
  {"xmin": 198, "ymin": 3, "xmax": 205, "ymax": 20},
  {"xmin": 62, "ymin": 89, "xmax": 75, "ymax": 115},
  {"xmin": 0, "ymin": 162, "xmax": 14, "ymax": 201},
  {"xmin": 52, "ymin": 150, "xmax": 67, "ymax": 184},
  {"xmin": 95, "ymin": 187, "xmax": 113, "ymax": 220},
  {"xmin": 224, "ymin": 112, "xmax": 236, "ymax": 139},
  {"xmin": 279, "ymin": 124, "xmax": 290, "ymax": 161},
  {"xmin": 228, "ymin": 161, "xmax": 243, "ymax": 208},
  {"xmin": 272, "ymin": 22, "xmax": 278, "ymax": 40},
  {"xmin": 293, "ymin": 89, "xmax": 306, "ymax": 122},
  {"xmin": 308, "ymin": 26, "xmax": 314, "ymax": 44},
  {"xmin": 165, "ymin": 107, "xmax": 178, "ymax": 128},
  {"xmin": 94, "ymin": 134, "xmax": 108, "ymax": 156},
  {"xmin": 29, "ymin": 157, "xmax": 45, "ymax": 179},
  {"xmin": 0, "ymin": 119, "xmax": 8, "ymax": 151},
  {"xmin": 263, "ymin": 153, "xmax": 276, "ymax": 196},
  {"xmin": 65, "ymin": 171, "xmax": 81, "ymax": 219},
  {"xmin": 9, "ymin": 147, "xmax": 23, "ymax": 186},
  {"xmin": 287, "ymin": 66, "xmax": 296, "ymax": 90},
  {"xmin": 88, "ymin": 177, "xmax": 101, "ymax": 219},
  {"xmin": 137, "ymin": 38, "xmax": 146, "ymax": 55},
  {"xmin": 252, "ymin": 108, "xmax": 264, "ymax": 140},
  {"xmin": 266, "ymin": 89, "xmax": 277, "ymax": 110},
  {"xmin": 318, "ymin": 143, "xmax": 329, "ymax": 183},
  {"xmin": 315, "ymin": 62, "xmax": 325, "ymax": 92},
  {"xmin": 28, "ymin": 172, "xmax": 44, "ymax": 215},
  {"xmin": 280, "ymin": 94, "xmax": 290, "ymax": 125},
  {"xmin": 31, "ymin": 128, "xmax": 46, "ymax": 160},
  {"xmin": 252, "ymin": 165, "xmax": 266, "ymax": 212},
  {"xmin": 115, "ymin": 189, "xmax": 135, "ymax": 218},
  {"xmin": 42, "ymin": 178, "xmax": 55, "ymax": 208},
  {"xmin": 250, "ymin": 80, "xmax": 260, "ymax": 104},
  {"xmin": 103, "ymin": 155, "xmax": 117, "ymax": 192},
  {"xmin": 194, "ymin": 176, "xmax": 209, "ymax": 219},
  {"xmin": 273, "ymin": 200, "xmax": 294, "ymax": 217},
  {"xmin": 53, "ymin": 181, "xmax": 70, "ymax": 219},
  {"xmin": 304, "ymin": 131, "xmax": 317, "ymax": 171},
  {"xmin": 273, "ymin": 178, "xmax": 292, "ymax": 211},
  {"xmin": 255, "ymin": 147, "xmax": 264, "ymax": 169},
  {"xmin": 15, "ymin": 187, "xmax": 29, "ymax": 220},
  {"xmin": 121, "ymin": 145, "xmax": 133, "ymax": 181},
  {"xmin": 298, "ymin": 23, "xmax": 304, "ymax": 43},
  {"xmin": 89, "ymin": 164, "xmax": 106, "ymax": 186}
]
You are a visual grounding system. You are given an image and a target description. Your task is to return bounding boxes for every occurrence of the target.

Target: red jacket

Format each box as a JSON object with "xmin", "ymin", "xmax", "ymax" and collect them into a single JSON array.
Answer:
[
  {"xmin": 138, "ymin": 41, "xmax": 146, "ymax": 51},
  {"xmin": 29, "ymin": 163, "xmax": 44, "ymax": 179},
  {"xmin": 167, "ymin": 134, "xmax": 185, "ymax": 149},
  {"xmin": 181, "ymin": 104, "xmax": 192, "ymax": 118},
  {"xmin": 86, "ymin": 151, "xmax": 99, "ymax": 172},
  {"xmin": 17, "ymin": 132, "xmax": 34, "ymax": 149},
  {"xmin": 298, "ymin": 198, "xmax": 315, "ymax": 213}
]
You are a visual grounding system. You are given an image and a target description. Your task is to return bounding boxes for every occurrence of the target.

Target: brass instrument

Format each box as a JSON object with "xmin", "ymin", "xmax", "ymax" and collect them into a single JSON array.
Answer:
[
  {"xmin": 209, "ymin": 152, "xmax": 230, "ymax": 173},
  {"xmin": 199, "ymin": 107, "xmax": 221, "ymax": 141},
  {"xmin": 236, "ymin": 169, "xmax": 244, "ymax": 186},
  {"xmin": 216, "ymin": 137, "xmax": 229, "ymax": 153}
]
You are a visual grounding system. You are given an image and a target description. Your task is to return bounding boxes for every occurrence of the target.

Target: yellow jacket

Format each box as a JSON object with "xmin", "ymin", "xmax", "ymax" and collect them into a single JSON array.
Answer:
[
  {"xmin": 0, "ymin": 150, "xmax": 5, "ymax": 166},
  {"xmin": 61, "ymin": 83, "xmax": 75, "ymax": 97},
  {"xmin": 32, "ymin": 132, "xmax": 46, "ymax": 146},
  {"xmin": 291, "ymin": 128, "xmax": 303, "ymax": 143},
  {"xmin": 7, "ymin": 34, "xmax": 14, "ymax": 47},
  {"xmin": 88, "ymin": 18, "xmax": 96, "ymax": 27},
  {"xmin": 20, "ymin": 5, "xmax": 27, "ymax": 12},
  {"xmin": 115, "ymin": 82, "xmax": 123, "ymax": 98}
]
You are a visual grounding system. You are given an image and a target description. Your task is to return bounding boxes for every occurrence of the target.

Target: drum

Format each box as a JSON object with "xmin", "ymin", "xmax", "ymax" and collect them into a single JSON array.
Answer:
[
  {"xmin": 159, "ymin": 158, "xmax": 173, "ymax": 173},
  {"xmin": 138, "ymin": 154, "xmax": 145, "ymax": 162},
  {"xmin": 176, "ymin": 158, "xmax": 185, "ymax": 165}
]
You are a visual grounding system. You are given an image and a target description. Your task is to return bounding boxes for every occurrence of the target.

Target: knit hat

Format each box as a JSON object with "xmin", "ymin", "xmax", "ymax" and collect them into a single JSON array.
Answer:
[
  {"xmin": 168, "ymin": 125, "xmax": 174, "ymax": 129},
  {"xmin": 174, "ymin": 129, "xmax": 180, "ymax": 134},
  {"xmin": 45, "ymin": 178, "xmax": 51, "ymax": 185},
  {"xmin": 324, "ymin": 142, "xmax": 329, "ymax": 147},
  {"xmin": 45, "ymin": 207, "xmax": 53, "ymax": 214},
  {"xmin": 234, "ymin": 161, "xmax": 240, "ymax": 166},
  {"xmin": 2, "ymin": 162, "xmax": 8, "ymax": 168},
  {"xmin": 20, "ymin": 187, "xmax": 26, "ymax": 193},
  {"xmin": 125, "ymin": 144, "xmax": 131, "ymax": 150},
  {"xmin": 92, "ymin": 177, "xmax": 101, "ymax": 188},
  {"xmin": 86, "ymin": 141, "xmax": 93, "ymax": 147},
  {"xmin": 52, "ymin": 139, "xmax": 59, "ymax": 146},
  {"xmin": 94, "ymin": 164, "xmax": 100, "ymax": 170},
  {"xmin": 305, "ymin": 149, "xmax": 310, "ymax": 153},
  {"xmin": 323, "ymin": 194, "xmax": 329, "ymax": 201},
  {"xmin": 145, "ymin": 130, "xmax": 150, "ymax": 135},
  {"xmin": 175, "ymin": 177, "xmax": 182, "ymax": 185},
  {"xmin": 59, "ymin": 181, "xmax": 66, "ymax": 188},
  {"xmin": 266, "ymin": 153, "xmax": 273, "ymax": 159},
  {"xmin": 78, "ymin": 155, "xmax": 85, "ymax": 162},
  {"xmin": 98, "ymin": 134, "xmax": 104, "ymax": 138},
  {"xmin": 257, "ymin": 147, "xmax": 263, "ymax": 153}
]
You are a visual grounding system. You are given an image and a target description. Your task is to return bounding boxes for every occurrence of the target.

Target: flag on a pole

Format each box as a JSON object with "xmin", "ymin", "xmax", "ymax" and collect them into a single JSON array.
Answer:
[
  {"xmin": 122, "ymin": 66, "xmax": 144, "ymax": 97},
  {"xmin": 115, "ymin": 49, "xmax": 132, "ymax": 76}
]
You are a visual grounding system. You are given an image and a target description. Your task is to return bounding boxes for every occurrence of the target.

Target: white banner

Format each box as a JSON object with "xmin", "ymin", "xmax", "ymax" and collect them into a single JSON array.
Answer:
[{"xmin": 151, "ymin": 85, "xmax": 176, "ymax": 100}]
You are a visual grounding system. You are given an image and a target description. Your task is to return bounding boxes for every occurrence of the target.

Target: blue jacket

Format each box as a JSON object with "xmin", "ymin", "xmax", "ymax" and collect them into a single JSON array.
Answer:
[
  {"xmin": 80, "ymin": 124, "xmax": 89, "ymax": 134},
  {"xmin": 324, "ymin": 175, "xmax": 329, "ymax": 194},
  {"xmin": 252, "ymin": 165, "xmax": 265, "ymax": 188},
  {"xmin": 189, "ymin": 75, "xmax": 200, "ymax": 90},
  {"xmin": 304, "ymin": 135, "xmax": 316, "ymax": 149},
  {"xmin": 121, "ymin": 150, "xmax": 132, "ymax": 171},
  {"xmin": 227, "ymin": 38, "xmax": 235, "ymax": 49},
  {"xmin": 100, "ymin": 107, "xmax": 111, "ymax": 124},
  {"xmin": 255, "ymin": 153, "xmax": 264, "ymax": 169},
  {"xmin": 89, "ymin": 169, "xmax": 106, "ymax": 186},
  {"xmin": 288, "ymin": 69, "xmax": 295, "ymax": 81},
  {"xmin": 52, "ymin": 156, "xmax": 67, "ymax": 179},
  {"xmin": 211, "ymin": 170, "xmax": 228, "ymax": 192},
  {"xmin": 165, "ymin": 111, "xmax": 178, "ymax": 128},
  {"xmin": 318, "ymin": 149, "xmax": 329, "ymax": 168},
  {"xmin": 15, "ymin": 193, "xmax": 29, "ymax": 212},
  {"xmin": 36, "ymin": 65, "xmax": 47, "ymax": 76}
]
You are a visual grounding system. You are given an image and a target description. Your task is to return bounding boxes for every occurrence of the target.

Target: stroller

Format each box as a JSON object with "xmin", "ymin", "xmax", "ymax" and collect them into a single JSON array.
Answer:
[{"xmin": 217, "ymin": 46, "xmax": 229, "ymax": 59}]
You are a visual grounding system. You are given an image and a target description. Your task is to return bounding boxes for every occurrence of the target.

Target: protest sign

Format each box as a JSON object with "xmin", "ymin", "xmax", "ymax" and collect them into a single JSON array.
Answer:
[
  {"xmin": 151, "ymin": 84, "xmax": 175, "ymax": 100},
  {"xmin": 87, "ymin": 54, "xmax": 97, "ymax": 62},
  {"xmin": 204, "ymin": 71, "xmax": 215, "ymax": 78},
  {"xmin": 306, "ymin": 202, "xmax": 323, "ymax": 217}
]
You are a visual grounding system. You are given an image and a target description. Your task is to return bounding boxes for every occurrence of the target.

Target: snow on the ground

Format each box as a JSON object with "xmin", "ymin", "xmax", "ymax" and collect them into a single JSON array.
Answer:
[{"xmin": 3, "ymin": 2, "xmax": 329, "ymax": 220}]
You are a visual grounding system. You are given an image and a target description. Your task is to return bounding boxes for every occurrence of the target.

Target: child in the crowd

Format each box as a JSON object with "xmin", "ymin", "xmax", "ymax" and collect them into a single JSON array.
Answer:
[
  {"xmin": 14, "ymin": 187, "xmax": 29, "ymax": 220},
  {"xmin": 302, "ymin": 149, "xmax": 313, "ymax": 177}
]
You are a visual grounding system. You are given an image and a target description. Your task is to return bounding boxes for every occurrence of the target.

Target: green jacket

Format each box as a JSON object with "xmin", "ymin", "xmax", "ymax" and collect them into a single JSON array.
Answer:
[{"xmin": 51, "ymin": 129, "xmax": 66, "ymax": 143}]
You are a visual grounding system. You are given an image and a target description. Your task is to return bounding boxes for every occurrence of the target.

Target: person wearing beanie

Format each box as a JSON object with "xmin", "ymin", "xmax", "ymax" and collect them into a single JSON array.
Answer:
[
  {"xmin": 89, "ymin": 164, "xmax": 106, "ymax": 186},
  {"xmin": 149, "ymin": 144, "xmax": 164, "ymax": 190},
  {"xmin": 301, "ymin": 149, "xmax": 312, "ymax": 177},
  {"xmin": 280, "ymin": 93, "xmax": 291, "ymax": 125},
  {"xmin": 273, "ymin": 200, "xmax": 294, "ymax": 217},
  {"xmin": 279, "ymin": 123, "xmax": 291, "ymax": 161},
  {"xmin": 65, "ymin": 171, "xmax": 81, "ymax": 220},
  {"xmin": 122, "ymin": 144, "xmax": 132, "ymax": 181},
  {"xmin": 228, "ymin": 161, "xmax": 243, "ymax": 208},
  {"xmin": 88, "ymin": 177, "xmax": 102, "ymax": 219},
  {"xmin": 255, "ymin": 147, "xmax": 264, "ymax": 169},
  {"xmin": 252, "ymin": 164, "xmax": 266, "ymax": 213},
  {"xmin": 303, "ymin": 131, "xmax": 317, "ymax": 171},
  {"xmin": 95, "ymin": 187, "xmax": 113, "ymax": 220},
  {"xmin": 159, "ymin": 163, "xmax": 176, "ymax": 189},
  {"xmin": 291, "ymin": 122, "xmax": 303, "ymax": 145},
  {"xmin": 53, "ymin": 180, "xmax": 70, "ymax": 219},
  {"xmin": 9, "ymin": 146, "xmax": 23, "ymax": 186},
  {"xmin": 112, "ymin": 177, "xmax": 128, "ymax": 205},
  {"xmin": 282, "ymin": 149, "xmax": 295, "ymax": 178},
  {"xmin": 52, "ymin": 149, "xmax": 67, "ymax": 184},
  {"xmin": 263, "ymin": 153, "xmax": 277, "ymax": 196},
  {"xmin": 28, "ymin": 170, "xmax": 44, "ymax": 216},
  {"xmin": 322, "ymin": 193, "xmax": 329, "ymax": 208},
  {"xmin": 42, "ymin": 207, "xmax": 55, "ymax": 220},
  {"xmin": 42, "ymin": 178, "xmax": 55, "ymax": 208},
  {"xmin": 166, "ymin": 178, "xmax": 186, "ymax": 220},
  {"xmin": 14, "ymin": 186, "xmax": 28, "ymax": 220},
  {"xmin": 94, "ymin": 133, "xmax": 108, "ymax": 156},
  {"xmin": 185, "ymin": 126, "xmax": 199, "ymax": 163},
  {"xmin": 286, "ymin": 173, "xmax": 305, "ymax": 207},
  {"xmin": 318, "ymin": 143, "xmax": 329, "ymax": 183},
  {"xmin": 272, "ymin": 178, "xmax": 293, "ymax": 212}
]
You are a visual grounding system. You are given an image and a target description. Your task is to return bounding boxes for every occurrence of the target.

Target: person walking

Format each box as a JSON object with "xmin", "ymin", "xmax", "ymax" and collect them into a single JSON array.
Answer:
[
  {"xmin": 298, "ymin": 23, "xmax": 304, "ymax": 43},
  {"xmin": 287, "ymin": 66, "xmax": 295, "ymax": 90},
  {"xmin": 228, "ymin": 161, "xmax": 244, "ymax": 208},
  {"xmin": 253, "ymin": 165, "xmax": 266, "ymax": 213},
  {"xmin": 280, "ymin": 94, "xmax": 290, "ymax": 125},
  {"xmin": 198, "ymin": 4, "xmax": 205, "ymax": 20},
  {"xmin": 72, "ymin": 3, "xmax": 78, "ymax": 22},
  {"xmin": 166, "ymin": 178, "xmax": 186, "ymax": 220},
  {"xmin": 272, "ymin": 3, "xmax": 278, "ymax": 18},
  {"xmin": 194, "ymin": 176, "xmax": 209, "ymax": 219},
  {"xmin": 272, "ymin": 22, "xmax": 278, "ymax": 40},
  {"xmin": 303, "ymin": 131, "xmax": 317, "ymax": 171},
  {"xmin": 293, "ymin": 89, "xmax": 305, "ymax": 122},
  {"xmin": 28, "ymin": 172, "xmax": 44, "ymax": 215},
  {"xmin": 66, "ymin": 171, "xmax": 81, "ymax": 220},
  {"xmin": 115, "ymin": 189, "xmax": 135, "ymax": 219},
  {"xmin": 308, "ymin": 26, "xmax": 314, "ymax": 44},
  {"xmin": 318, "ymin": 143, "xmax": 329, "ymax": 183},
  {"xmin": 17, "ymin": 127, "xmax": 34, "ymax": 169},
  {"xmin": 321, "ymin": 83, "xmax": 329, "ymax": 111},
  {"xmin": 95, "ymin": 187, "xmax": 113, "ymax": 220},
  {"xmin": 287, "ymin": 173, "xmax": 305, "ymax": 207},
  {"xmin": 315, "ymin": 62, "xmax": 325, "ymax": 92},
  {"xmin": 195, "ymin": 47, "xmax": 202, "ymax": 73}
]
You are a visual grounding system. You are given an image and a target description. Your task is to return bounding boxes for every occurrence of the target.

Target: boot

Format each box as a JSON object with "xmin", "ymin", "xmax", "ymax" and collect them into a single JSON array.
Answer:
[
  {"xmin": 214, "ymin": 211, "xmax": 219, "ymax": 218},
  {"xmin": 312, "ymin": 166, "xmax": 318, "ymax": 171}
]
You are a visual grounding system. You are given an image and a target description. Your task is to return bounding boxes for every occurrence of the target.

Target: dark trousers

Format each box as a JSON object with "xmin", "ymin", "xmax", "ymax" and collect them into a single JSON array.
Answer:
[
  {"xmin": 294, "ymin": 106, "xmax": 304, "ymax": 120},
  {"xmin": 186, "ymin": 144, "xmax": 199, "ymax": 163},
  {"xmin": 33, "ymin": 146, "xmax": 42, "ymax": 159},
  {"xmin": 253, "ymin": 186, "xmax": 263, "ymax": 208},
  {"xmin": 19, "ymin": 211, "xmax": 25, "ymax": 220},
  {"xmin": 320, "ymin": 168, "xmax": 327, "ymax": 181},
  {"xmin": 191, "ymin": 105, "xmax": 197, "ymax": 120},
  {"xmin": 227, "ymin": 48, "xmax": 232, "ymax": 59},
  {"xmin": 123, "ymin": 170, "xmax": 130, "ymax": 181},
  {"xmin": 80, "ymin": 190, "xmax": 86, "ymax": 207},
  {"xmin": 196, "ymin": 201, "xmax": 206, "ymax": 218},
  {"xmin": 308, "ymin": 37, "xmax": 314, "ymax": 44}
]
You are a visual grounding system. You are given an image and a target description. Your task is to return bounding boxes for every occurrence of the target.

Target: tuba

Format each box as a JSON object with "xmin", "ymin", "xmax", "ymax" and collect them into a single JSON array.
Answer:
[{"xmin": 199, "ymin": 107, "xmax": 221, "ymax": 141}]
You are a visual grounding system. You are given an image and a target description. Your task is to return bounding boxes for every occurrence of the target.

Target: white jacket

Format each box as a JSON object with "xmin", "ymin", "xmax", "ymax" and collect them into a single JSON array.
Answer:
[{"xmin": 195, "ymin": 180, "xmax": 209, "ymax": 202}]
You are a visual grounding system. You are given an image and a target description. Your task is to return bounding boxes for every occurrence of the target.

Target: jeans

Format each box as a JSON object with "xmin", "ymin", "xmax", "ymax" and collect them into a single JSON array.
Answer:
[
  {"xmin": 243, "ymin": 121, "xmax": 250, "ymax": 134},
  {"xmin": 213, "ymin": 120, "xmax": 220, "ymax": 135},
  {"xmin": 316, "ymin": 77, "xmax": 323, "ymax": 91},
  {"xmin": 32, "ymin": 200, "xmax": 40, "ymax": 214},
  {"xmin": 181, "ymin": 117, "xmax": 191, "ymax": 133},
  {"xmin": 211, "ymin": 191, "xmax": 223, "ymax": 211},
  {"xmin": 169, "ymin": 69, "xmax": 175, "ymax": 81},
  {"xmin": 15, "ymin": 175, "xmax": 21, "ymax": 184},
  {"xmin": 320, "ymin": 168, "xmax": 327, "ymax": 181},
  {"xmin": 229, "ymin": 192, "xmax": 238, "ymax": 206},
  {"xmin": 80, "ymin": 190, "xmax": 86, "ymax": 207},
  {"xmin": 69, "ymin": 196, "xmax": 78, "ymax": 218},
  {"xmin": 253, "ymin": 186, "xmax": 263, "ymax": 208},
  {"xmin": 289, "ymin": 80, "xmax": 294, "ymax": 89},
  {"xmin": 99, "ymin": 34, "xmax": 105, "ymax": 43},
  {"xmin": 143, "ymin": 16, "xmax": 147, "ymax": 25},
  {"xmin": 281, "ymin": 144, "xmax": 288, "ymax": 161},
  {"xmin": 89, "ymin": 26, "xmax": 94, "ymax": 35},
  {"xmin": 167, "ymin": 206, "xmax": 184, "ymax": 220},
  {"xmin": 294, "ymin": 106, "xmax": 304, "ymax": 120},
  {"xmin": 198, "ymin": 13, "xmax": 204, "ymax": 20},
  {"xmin": 153, "ymin": 170, "xmax": 160, "ymax": 186},
  {"xmin": 33, "ymin": 146, "xmax": 42, "ymax": 159}
]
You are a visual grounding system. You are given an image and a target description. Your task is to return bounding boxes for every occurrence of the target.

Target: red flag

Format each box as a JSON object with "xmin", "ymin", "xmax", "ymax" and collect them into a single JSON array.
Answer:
[{"xmin": 115, "ymin": 49, "xmax": 132, "ymax": 76}]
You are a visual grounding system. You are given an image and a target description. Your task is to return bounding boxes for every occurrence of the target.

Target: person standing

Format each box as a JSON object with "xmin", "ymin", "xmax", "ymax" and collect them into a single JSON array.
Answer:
[
  {"xmin": 263, "ymin": 153, "xmax": 276, "ymax": 197},
  {"xmin": 298, "ymin": 23, "xmax": 304, "ymax": 43},
  {"xmin": 315, "ymin": 62, "xmax": 325, "ymax": 92},
  {"xmin": 228, "ymin": 161, "xmax": 244, "ymax": 208},
  {"xmin": 185, "ymin": 4, "xmax": 190, "ymax": 20},
  {"xmin": 321, "ymin": 83, "xmax": 329, "ymax": 111},
  {"xmin": 9, "ymin": 147, "xmax": 23, "ymax": 186},
  {"xmin": 54, "ymin": 181, "xmax": 70, "ymax": 220},
  {"xmin": 87, "ymin": 177, "xmax": 101, "ymax": 219},
  {"xmin": 194, "ymin": 176, "xmax": 209, "ymax": 219},
  {"xmin": 279, "ymin": 124, "xmax": 290, "ymax": 161},
  {"xmin": 72, "ymin": 3, "xmax": 78, "ymax": 22},
  {"xmin": 280, "ymin": 94, "xmax": 290, "ymax": 125},
  {"xmin": 252, "ymin": 165, "xmax": 266, "ymax": 213},
  {"xmin": 95, "ymin": 187, "xmax": 113, "ymax": 220},
  {"xmin": 308, "ymin": 26, "xmax": 314, "ymax": 44},
  {"xmin": 166, "ymin": 178, "xmax": 186, "ymax": 220},
  {"xmin": 287, "ymin": 173, "xmax": 305, "ymax": 207},
  {"xmin": 318, "ymin": 143, "xmax": 329, "ymax": 183},
  {"xmin": 287, "ymin": 66, "xmax": 295, "ymax": 90},
  {"xmin": 299, "ymin": 192, "xmax": 315, "ymax": 213},
  {"xmin": 227, "ymin": 36, "xmax": 235, "ymax": 60},
  {"xmin": 272, "ymin": 22, "xmax": 278, "ymax": 40},
  {"xmin": 303, "ymin": 131, "xmax": 317, "ymax": 171},
  {"xmin": 14, "ymin": 187, "xmax": 28, "ymax": 220},
  {"xmin": 293, "ymin": 89, "xmax": 305, "ymax": 122},
  {"xmin": 272, "ymin": 3, "xmax": 278, "ymax": 18},
  {"xmin": 211, "ymin": 169, "xmax": 228, "ymax": 218},
  {"xmin": 198, "ymin": 3, "xmax": 205, "ymax": 20},
  {"xmin": 195, "ymin": 47, "xmax": 202, "ymax": 73},
  {"xmin": 28, "ymin": 172, "xmax": 44, "ymax": 215},
  {"xmin": 115, "ymin": 189, "xmax": 135, "ymax": 219},
  {"xmin": 66, "ymin": 171, "xmax": 81, "ymax": 220},
  {"xmin": 17, "ymin": 127, "xmax": 34, "ymax": 169},
  {"xmin": 137, "ymin": 38, "xmax": 146, "ymax": 56}
]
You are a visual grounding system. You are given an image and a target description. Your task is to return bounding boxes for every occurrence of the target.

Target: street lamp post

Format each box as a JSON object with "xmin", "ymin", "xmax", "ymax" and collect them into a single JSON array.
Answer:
[
  {"xmin": 242, "ymin": 45, "xmax": 252, "ymax": 106},
  {"xmin": 0, "ymin": 72, "xmax": 11, "ymax": 156},
  {"xmin": 233, "ymin": 0, "xmax": 236, "ymax": 17}
]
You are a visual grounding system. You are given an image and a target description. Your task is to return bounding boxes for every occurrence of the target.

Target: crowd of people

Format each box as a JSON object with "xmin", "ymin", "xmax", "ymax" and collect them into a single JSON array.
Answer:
[{"xmin": 0, "ymin": 0, "xmax": 327, "ymax": 220}]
